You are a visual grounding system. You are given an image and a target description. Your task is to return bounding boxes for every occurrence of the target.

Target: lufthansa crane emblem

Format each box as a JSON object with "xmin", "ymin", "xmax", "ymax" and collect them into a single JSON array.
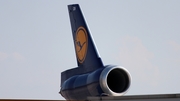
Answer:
[{"xmin": 75, "ymin": 27, "xmax": 88, "ymax": 63}]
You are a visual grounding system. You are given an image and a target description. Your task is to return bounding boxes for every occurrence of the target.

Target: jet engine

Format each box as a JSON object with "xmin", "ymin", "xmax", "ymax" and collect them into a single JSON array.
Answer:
[{"xmin": 60, "ymin": 65, "xmax": 131, "ymax": 100}]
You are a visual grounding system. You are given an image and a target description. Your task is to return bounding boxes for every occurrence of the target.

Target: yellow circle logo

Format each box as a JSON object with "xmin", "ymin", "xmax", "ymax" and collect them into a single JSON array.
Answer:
[{"xmin": 75, "ymin": 27, "xmax": 88, "ymax": 63}]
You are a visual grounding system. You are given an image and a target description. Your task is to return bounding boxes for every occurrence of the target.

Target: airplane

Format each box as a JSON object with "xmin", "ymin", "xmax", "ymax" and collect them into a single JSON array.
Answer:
[
  {"xmin": 1, "ymin": 4, "xmax": 179, "ymax": 101},
  {"xmin": 59, "ymin": 4, "xmax": 131, "ymax": 100}
]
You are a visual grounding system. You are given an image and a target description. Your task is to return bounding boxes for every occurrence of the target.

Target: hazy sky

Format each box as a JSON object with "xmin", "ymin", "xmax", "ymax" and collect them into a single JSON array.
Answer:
[{"xmin": 0, "ymin": 0, "xmax": 180, "ymax": 100}]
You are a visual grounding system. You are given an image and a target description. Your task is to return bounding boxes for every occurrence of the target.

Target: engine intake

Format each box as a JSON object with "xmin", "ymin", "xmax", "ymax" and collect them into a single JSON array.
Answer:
[{"xmin": 100, "ymin": 65, "xmax": 131, "ymax": 96}]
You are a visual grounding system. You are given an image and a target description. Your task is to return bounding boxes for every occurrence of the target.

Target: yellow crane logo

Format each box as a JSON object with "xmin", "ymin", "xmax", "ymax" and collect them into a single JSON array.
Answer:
[{"xmin": 75, "ymin": 26, "xmax": 88, "ymax": 63}]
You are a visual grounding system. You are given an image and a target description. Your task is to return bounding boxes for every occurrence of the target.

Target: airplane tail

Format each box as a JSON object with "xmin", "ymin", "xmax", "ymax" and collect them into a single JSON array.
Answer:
[
  {"xmin": 60, "ymin": 4, "xmax": 131, "ymax": 100},
  {"xmin": 68, "ymin": 4, "xmax": 103, "ymax": 69}
]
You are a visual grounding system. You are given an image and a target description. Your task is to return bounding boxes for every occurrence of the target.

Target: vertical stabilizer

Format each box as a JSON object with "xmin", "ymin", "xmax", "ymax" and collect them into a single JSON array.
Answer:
[{"xmin": 68, "ymin": 4, "xmax": 103, "ymax": 69}]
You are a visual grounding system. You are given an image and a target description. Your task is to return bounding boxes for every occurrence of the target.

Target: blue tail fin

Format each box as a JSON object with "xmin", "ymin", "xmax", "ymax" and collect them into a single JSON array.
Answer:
[{"xmin": 68, "ymin": 4, "xmax": 103, "ymax": 69}]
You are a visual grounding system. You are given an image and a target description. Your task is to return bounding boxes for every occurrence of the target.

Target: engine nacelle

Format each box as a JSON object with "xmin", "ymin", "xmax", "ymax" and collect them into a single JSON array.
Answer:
[
  {"xmin": 100, "ymin": 65, "xmax": 131, "ymax": 96},
  {"xmin": 60, "ymin": 65, "xmax": 131, "ymax": 100}
]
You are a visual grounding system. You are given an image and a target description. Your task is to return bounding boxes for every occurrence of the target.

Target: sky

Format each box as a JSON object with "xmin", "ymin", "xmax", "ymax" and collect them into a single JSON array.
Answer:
[{"xmin": 0, "ymin": 0, "xmax": 180, "ymax": 100}]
